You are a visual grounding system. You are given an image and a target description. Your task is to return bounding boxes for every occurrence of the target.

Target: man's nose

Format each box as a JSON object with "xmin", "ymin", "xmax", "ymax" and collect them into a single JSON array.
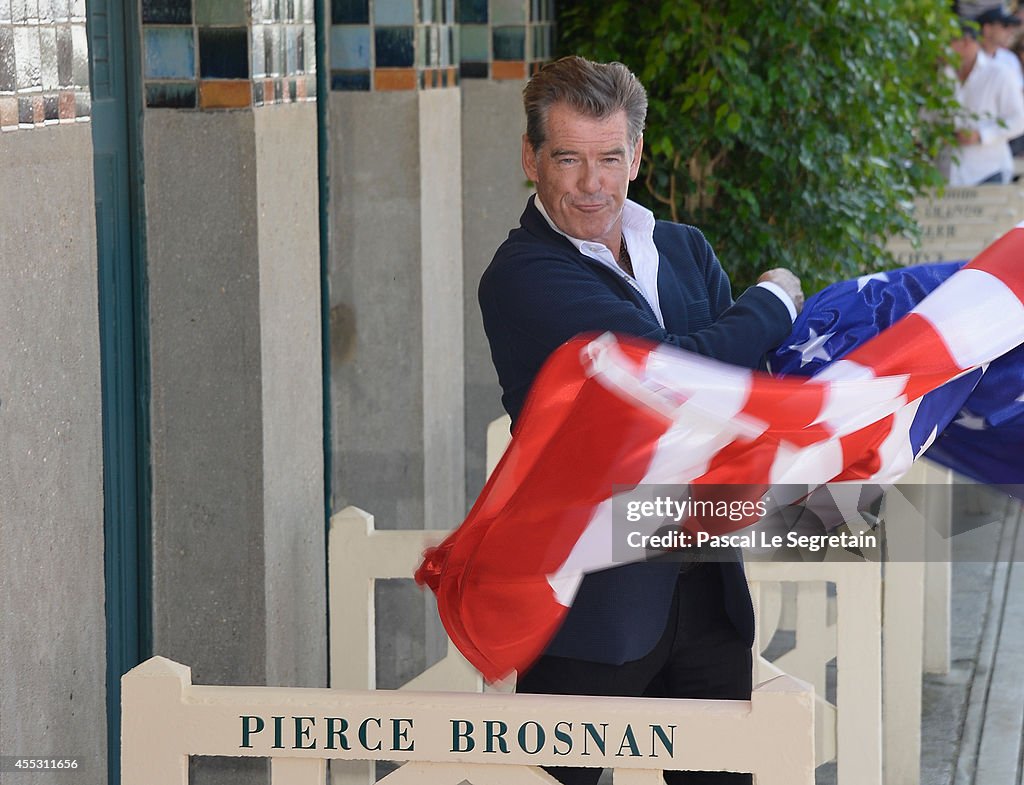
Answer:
[{"xmin": 577, "ymin": 163, "xmax": 601, "ymax": 194}]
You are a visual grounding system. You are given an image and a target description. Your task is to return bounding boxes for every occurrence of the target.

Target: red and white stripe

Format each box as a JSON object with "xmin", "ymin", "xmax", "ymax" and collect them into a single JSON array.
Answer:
[{"xmin": 417, "ymin": 225, "xmax": 1024, "ymax": 682}]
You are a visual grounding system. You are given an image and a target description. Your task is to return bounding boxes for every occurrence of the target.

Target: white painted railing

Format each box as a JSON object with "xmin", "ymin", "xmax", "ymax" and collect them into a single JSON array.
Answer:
[{"xmin": 121, "ymin": 656, "xmax": 815, "ymax": 785}]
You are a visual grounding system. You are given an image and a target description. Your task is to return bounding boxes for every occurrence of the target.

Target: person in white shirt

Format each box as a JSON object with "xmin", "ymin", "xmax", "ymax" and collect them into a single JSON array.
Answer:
[
  {"xmin": 977, "ymin": 7, "xmax": 1024, "ymax": 90},
  {"xmin": 949, "ymin": 21, "xmax": 1024, "ymax": 185}
]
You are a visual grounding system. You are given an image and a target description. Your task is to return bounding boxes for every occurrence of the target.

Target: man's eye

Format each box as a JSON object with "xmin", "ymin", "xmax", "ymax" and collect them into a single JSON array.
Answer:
[{"xmin": 558, "ymin": 158, "xmax": 577, "ymax": 165}]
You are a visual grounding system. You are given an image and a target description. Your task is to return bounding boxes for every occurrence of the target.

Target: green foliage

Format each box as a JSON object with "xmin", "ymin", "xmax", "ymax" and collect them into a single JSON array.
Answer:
[{"xmin": 559, "ymin": 1, "xmax": 962, "ymax": 291}]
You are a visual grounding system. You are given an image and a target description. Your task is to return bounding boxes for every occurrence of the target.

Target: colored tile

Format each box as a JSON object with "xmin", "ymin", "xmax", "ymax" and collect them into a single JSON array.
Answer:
[
  {"xmin": 199, "ymin": 27, "xmax": 248, "ymax": 78},
  {"xmin": 58, "ymin": 88, "xmax": 74, "ymax": 117},
  {"xmin": 457, "ymin": 0, "xmax": 485, "ymax": 22},
  {"xmin": 304, "ymin": 23, "xmax": 314, "ymax": 69},
  {"xmin": 56, "ymin": 24, "xmax": 72, "ymax": 85},
  {"xmin": 195, "ymin": 0, "xmax": 247, "ymax": 25},
  {"xmin": 418, "ymin": 0, "xmax": 430, "ymax": 23},
  {"xmin": 374, "ymin": 0, "xmax": 412, "ymax": 24},
  {"xmin": 251, "ymin": 24, "xmax": 266, "ymax": 76},
  {"xmin": 145, "ymin": 80, "xmax": 197, "ymax": 107},
  {"xmin": 141, "ymin": 0, "xmax": 191, "ymax": 24},
  {"xmin": 252, "ymin": 80, "xmax": 264, "ymax": 103},
  {"xmin": 330, "ymin": 70, "xmax": 368, "ymax": 89},
  {"xmin": 144, "ymin": 27, "xmax": 195, "ymax": 79},
  {"xmin": 0, "ymin": 28, "xmax": 14, "ymax": 92},
  {"xmin": 14, "ymin": 26, "xmax": 41, "ymax": 89},
  {"xmin": 39, "ymin": 24, "xmax": 57, "ymax": 89},
  {"xmin": 262, "ymin": 24, "xmax": 277, "ymax": 74},
  {"xmin": 74, "ymin": 87, "xmax": 88, "ymax": 116},
  {"xmin": 0, "ymin": 95, "xmax": 16, "ymax": 128},
  {"xmin": 426, "ymin": 25, "xmax": 439, "ymax": 67},
  {"xmin": 285, "ymin": 24, "xmax": 297, "ymax": 72},
  {"xmin": 285, "ymin": 0, "xmax": 294, "ymax": 21},
  {"xmin": 443, "ymin": 0, "xmax": 453, "ymax": 23},
  {"xmin": 491, "ymin": 59, "xmax": 524, "ymax": 79},
  {"xmin": 43, "ymin": 93, "xmax": 57, "ymax": 119},
  {"xmin": 17, "ymin": 95, "xmax": 31, "ymax": 124},
  {"xmin": 330, "ymin": 24, "xmax": 369, "ymax": 69},
  {"xmin": 199, "ymin": 79, "xmax": 251, "ymax": 107},
  {"xmin": 374, "ymin": 26, "xmax": 413, "ymax": 67},
  {"xmin": 287, "ymin": 77, "xmax": 296, "ymax": 100},
  {"xmin": 331, "ymin": 0, "xmax": 366, "ymax": 23},
  {"xmin": 295, "ymin": 74, "xmax": 306, "ymax": 97},
  {"xmin": 70, "ymin": 21, "xmax": 87, "ymax": 85},
  {"xmin": 441, "ymin": 23, "xmax": 452, "ymax": 65},
  {"xmin": 492, "ymin": 25, "xmax": 523, "ymax": 60},
  {"xmin": 373, "ymin": 67, "xmax": 415, "ymax": 90},
  {"xmin": 296, "ymin": 26, "xmax": 305, "ymax": 71},
  {"xmin": 459, "ymin": 60, "xmax": 486, "ymax": 79},
  {"xmin": 490, "ymin": 0, "xmax": 523, "ymax": 25}
]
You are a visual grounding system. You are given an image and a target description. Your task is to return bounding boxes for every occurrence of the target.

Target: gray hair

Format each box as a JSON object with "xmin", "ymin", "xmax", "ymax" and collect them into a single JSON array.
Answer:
[{"xmin": 523, "ymin": 56, "xmax": 648, "ymax": 152}]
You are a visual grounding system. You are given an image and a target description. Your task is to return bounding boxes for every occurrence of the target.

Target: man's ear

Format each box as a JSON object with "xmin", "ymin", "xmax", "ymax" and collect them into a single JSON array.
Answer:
[
  {"xmin": 522, "ymin": 134, "xmax": 539, "ymax": 182},
  {"xmin": 629, "ymin": 135, "xmax": 643, "ymax": 181}
]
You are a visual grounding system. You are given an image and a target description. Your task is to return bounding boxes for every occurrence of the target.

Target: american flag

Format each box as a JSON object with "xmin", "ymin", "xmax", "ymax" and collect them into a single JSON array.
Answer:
[{"xmin": 416, "ymin": 225, "xmax": 1024, "ymax": 683}]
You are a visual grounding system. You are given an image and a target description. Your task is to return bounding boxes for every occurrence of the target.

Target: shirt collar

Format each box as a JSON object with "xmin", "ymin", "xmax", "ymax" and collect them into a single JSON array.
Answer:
[{"xmin": 533, "ymin": 195, "xmax": 656, "ymax": 254}]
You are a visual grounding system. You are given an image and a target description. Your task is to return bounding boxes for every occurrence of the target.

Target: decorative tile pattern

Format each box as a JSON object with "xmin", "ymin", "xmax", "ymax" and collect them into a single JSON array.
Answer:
[
  {"xmin": 142, "ymin": 0, "xmax": 317, "ymax": 110},
  {"xmin": 330, "ymin": 0, "xmax": 457, "ymax": 90},
  {"xmin": 459, "ymin": 0, "xmax": 552, "ymax": 81},
  {"xmin": 0, "ymin": 0, "xmax": 89, "ymax": 132}
]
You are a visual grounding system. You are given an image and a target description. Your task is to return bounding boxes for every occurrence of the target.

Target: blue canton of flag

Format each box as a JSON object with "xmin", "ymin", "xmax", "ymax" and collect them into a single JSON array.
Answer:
[{"xmin": 771, "ymin": 262, "xmax": 1024, "ymax": 487}]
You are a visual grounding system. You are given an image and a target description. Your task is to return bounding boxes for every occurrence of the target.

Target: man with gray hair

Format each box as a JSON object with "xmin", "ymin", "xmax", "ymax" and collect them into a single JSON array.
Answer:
[{"xmin": 478, "ymin": 56, "xmax": 802, "ymax": 784}]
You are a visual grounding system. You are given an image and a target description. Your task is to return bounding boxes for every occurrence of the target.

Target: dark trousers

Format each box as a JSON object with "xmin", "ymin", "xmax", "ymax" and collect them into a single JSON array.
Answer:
[{"xmin": 516, "ymin": 563, "xmax": 753, "ymax": 785}]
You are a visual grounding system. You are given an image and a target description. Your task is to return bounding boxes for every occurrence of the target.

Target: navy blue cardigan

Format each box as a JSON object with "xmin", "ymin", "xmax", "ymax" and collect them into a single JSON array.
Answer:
[{"xmin": 478, "ymin": 196, "xmax": 793, "ymax": 665}]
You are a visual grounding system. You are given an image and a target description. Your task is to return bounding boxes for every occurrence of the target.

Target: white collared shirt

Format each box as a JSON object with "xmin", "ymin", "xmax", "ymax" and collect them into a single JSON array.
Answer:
[
  {"xmin": 534, "ymin": 196, "xmax": 796, "ymax": 325},
  {"xmin": 950, "ymin": 51, "xmax": 1024, "ymax": 186}
]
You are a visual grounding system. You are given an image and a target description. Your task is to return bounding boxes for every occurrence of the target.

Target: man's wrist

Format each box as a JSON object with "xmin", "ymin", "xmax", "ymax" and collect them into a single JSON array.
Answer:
[{"xmin": 756, "ymin": 281, "xmax": 797, "ymax": 322}]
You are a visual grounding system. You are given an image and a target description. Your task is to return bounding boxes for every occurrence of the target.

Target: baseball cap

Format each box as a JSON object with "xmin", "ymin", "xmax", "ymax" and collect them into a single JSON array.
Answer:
[{"xmin": 976, "ymin": 6, "xmax": 1023, "ymax": 25}]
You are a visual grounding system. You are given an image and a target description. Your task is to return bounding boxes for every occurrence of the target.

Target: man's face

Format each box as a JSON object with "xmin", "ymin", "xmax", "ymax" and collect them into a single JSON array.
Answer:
[
  {"xmin": 983, "ymin": 21, "xmax": 1013, "ymax": 49},
  {"xmin": 522, "ymin": 103, "xmax": 643, "ymax": 249}
]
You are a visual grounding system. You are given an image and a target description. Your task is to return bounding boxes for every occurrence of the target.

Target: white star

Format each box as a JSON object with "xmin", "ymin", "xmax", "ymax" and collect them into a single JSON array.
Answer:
[
  {"xmin": 789, "ymin": 328, "xmax": 835, "ymax": 367},
  {"xmin": 856, "ymin": 272, "xmax": 890, "ymax": 292},
  {"xmin": 954, "ymin": 409, "xmax": 987, "ymax": 430},
  {"xmin": 915, "ymin": 426, "xmax": 939, "ymax": 459}
]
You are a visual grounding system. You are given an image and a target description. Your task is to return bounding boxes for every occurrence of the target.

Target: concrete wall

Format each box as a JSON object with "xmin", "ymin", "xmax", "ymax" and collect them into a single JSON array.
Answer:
[
  {"xmin": 0, "ymin": 125, "xmax": 107, "ymax": 783},
  {"xmin": 145, "ymin": 105, "xmax": 326, "ymax": 785},
  {"xmin": 461, "ymin": 79, "xmax": 533, "ymax": 503},
  {"xmin": 328, "ymin": 88, "xmax": 465, "ymax": 688},
  {"xmin": 253, "ymin": 103, "xmax": 327, "ymax": 690},
  {"xmin": 146, "ymin": 110, "xmax": 268, "ymax": 689}
]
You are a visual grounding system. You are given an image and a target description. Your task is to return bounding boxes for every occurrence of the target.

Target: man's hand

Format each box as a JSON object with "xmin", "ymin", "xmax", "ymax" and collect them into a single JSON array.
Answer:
[
  {"xmin": 956, "ymin": 129, "xmax": 981, "ymax": 146},
  {"xmin": 758, "ymin": 268, "xmax": 805, "ymax": 314}
]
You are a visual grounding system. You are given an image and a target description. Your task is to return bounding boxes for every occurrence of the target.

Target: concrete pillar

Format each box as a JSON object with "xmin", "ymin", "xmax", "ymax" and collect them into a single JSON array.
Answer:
[
  {"xmin": 461, "ymin": 78, "xmax": 533, "ymax": 502},
  {"xmin": 145, "ymin": 103, "xmax": 325, "ymax": 693},
  {"xmin": 328, "ymin": 86, "xmax": 465, "ymax": 687},
  {"xmin": 0, "ymin": 125, "xmax": 106, "ymax": 784}
]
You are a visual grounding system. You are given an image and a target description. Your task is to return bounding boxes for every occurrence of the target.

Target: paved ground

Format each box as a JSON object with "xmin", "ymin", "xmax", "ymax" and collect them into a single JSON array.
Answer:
[{"xmin": 920, "ymin": 485, "xmax": 1024, "ymax": 785}]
